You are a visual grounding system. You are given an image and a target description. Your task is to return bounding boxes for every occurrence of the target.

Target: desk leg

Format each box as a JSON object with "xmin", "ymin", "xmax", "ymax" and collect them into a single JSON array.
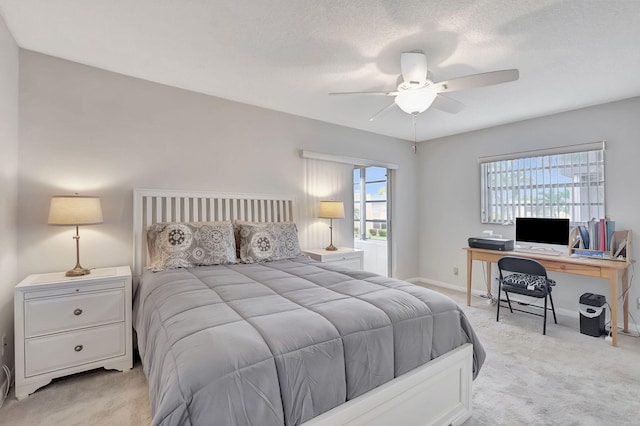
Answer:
[
  {"xmin": 610, "ymin": 270, "xmax": 619, "ymax": 347},
  {"xmin": 623, "ymin": 267, "xmax": 629, "ymax": 333},
  {"xmin": 485, "ymin": 261, "xmax": 492, "ymax": 299},
  {"xmin": 466, "ymin": 251, "xmax": 472, "ymax": 306}
]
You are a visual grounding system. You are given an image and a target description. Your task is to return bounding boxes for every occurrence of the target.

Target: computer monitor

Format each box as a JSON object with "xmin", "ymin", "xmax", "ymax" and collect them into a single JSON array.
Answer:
[{"xmin": 515, "ymin": 217, "xmax": 570, "ymax": 247}]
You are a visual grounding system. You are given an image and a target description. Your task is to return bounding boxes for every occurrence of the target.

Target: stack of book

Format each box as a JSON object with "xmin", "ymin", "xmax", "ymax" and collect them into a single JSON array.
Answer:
[
  {"xmin": 574, "ymin": 219, "xmax": 629, "ymax": 260},
  {"xmin": 577, "ymin": 218, "xmax": 615, "ymax": 252}
]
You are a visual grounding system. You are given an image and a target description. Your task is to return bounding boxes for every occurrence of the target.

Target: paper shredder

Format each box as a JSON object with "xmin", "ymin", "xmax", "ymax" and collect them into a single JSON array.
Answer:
[{"xmin": 579, "ymin": 293, "xmax": 606, "ymax": 337}]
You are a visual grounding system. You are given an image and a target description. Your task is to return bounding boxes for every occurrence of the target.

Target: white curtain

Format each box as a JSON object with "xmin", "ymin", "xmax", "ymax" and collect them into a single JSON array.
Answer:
[{"xmin": 299, "ymin": 158, "xmax": 353, "ymax": 251}]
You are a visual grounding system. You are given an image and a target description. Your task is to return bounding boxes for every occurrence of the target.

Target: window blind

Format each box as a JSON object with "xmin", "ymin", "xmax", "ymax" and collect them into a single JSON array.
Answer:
[{"xmin": 480, "ymin": 142, "xmax": 605, "ymax": 224}]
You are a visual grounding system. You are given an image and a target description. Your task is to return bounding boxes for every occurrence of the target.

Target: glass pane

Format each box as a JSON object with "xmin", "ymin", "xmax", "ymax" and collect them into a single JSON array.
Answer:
[
  {"xmin": 365, "ymin": 182, "xmax": 386, "ymax": 201},
  {"xmin": 365, "ymin": 166, "xmax": 386, "ymax": 182},
  {"xmin": 365, "ymin": 221, "xmax": 387, "ymax": 240},
  {"xmin": 353, "ymin": 203, "xmax": 360, "ymax": 220},
  {"xmin": 354, "ymin": 221, "xmax": 361, "ymax": 238},
  {"xmin": 366, "ymin": 201, "xmax": 387, "ymax": 222},
  {"xmin": 353, "ymin": 168, "xmax": 361, "ymax": 183},
  {"xmin": 579, "ymin": 204, "xmax": 589, "ymax": 223}
]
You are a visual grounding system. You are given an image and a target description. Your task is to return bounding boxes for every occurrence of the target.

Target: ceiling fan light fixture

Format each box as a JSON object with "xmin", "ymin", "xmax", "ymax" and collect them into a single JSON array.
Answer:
[
  {"xmin": 329, "ymin": 51, "xmax": 518, "ymax": 120},
  {"xmin": 394, "ymin": 90, "xmax": 437, "ymax": 115}
]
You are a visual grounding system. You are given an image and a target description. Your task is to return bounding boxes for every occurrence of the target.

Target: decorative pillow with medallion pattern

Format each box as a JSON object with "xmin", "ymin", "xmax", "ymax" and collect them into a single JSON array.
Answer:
[
  {"xmin": 146, "ymin": 221, "xmax": 237, "ymax": 271},
  {"xmin": 502, "ymin": 273, "xmax": 556, "ymax": 292},
  {"xmin": 236, "ymin": 221, "xmax": 302, "ymax": 263}
]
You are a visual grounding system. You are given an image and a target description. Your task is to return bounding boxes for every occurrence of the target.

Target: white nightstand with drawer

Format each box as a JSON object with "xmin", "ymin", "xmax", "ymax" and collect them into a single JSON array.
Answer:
[
  {"xmin": 303, "ymin": 248, "xmax": 364, "ymax": 271},
  {"xmin": 14, "ymin": 266, "xmax": 132, "ymax": 399}
]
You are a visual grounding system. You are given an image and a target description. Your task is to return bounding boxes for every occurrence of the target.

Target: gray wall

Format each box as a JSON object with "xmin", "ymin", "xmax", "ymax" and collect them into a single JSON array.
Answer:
[
  {"xmin": 418, "ymin": 97, "xmax": 640, "ymax": 323},
  {"xmin": 13, "ymin": 47, "xmax": 639, "ymax": 368},
  {"xmin": 0, "ymin": 16, "xmax": 18, "ymax": 374},
  {"xmin": 17, "ymin": 51, "xmax": 419, "ymax": 282}
]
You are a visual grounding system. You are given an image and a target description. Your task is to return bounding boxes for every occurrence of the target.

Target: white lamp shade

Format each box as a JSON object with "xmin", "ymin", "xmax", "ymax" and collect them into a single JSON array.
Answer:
[
  {"xmin": 318, "ymin": 201, "xmax": 345, "ymax": 219},
  {"xmin": 48, "ymin": 196, "xmax": 104, "ymax": 225}
]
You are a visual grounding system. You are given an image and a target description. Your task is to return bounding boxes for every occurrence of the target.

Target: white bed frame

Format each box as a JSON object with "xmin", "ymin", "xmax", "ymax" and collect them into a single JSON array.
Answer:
[
  {"xmin": 133, "ymin": 188, "xmax": 295, "ymax": 276},
  {"xmin": 133, "ymin": 188, "xmax": 473, "ymax": 426}
]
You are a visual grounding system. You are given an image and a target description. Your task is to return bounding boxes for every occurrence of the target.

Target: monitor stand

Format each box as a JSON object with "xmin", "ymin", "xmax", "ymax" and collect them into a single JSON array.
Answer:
[{"xmin": 514, "ymin": 244, "xmax": 564, "ymax": 256}]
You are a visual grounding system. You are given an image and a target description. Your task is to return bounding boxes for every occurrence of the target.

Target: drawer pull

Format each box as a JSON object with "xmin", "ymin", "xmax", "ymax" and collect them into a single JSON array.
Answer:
[
  {"xmin": 74, "ymin": 345, "xmax": 84, "ymax": 352},
  {"xmin": 73, "ymin": 308, "xmax": 83, "ymax": 316}
]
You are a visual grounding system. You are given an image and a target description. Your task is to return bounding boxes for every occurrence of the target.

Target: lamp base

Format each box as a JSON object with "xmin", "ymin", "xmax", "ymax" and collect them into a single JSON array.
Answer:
[
  {"xmin": 325, "ymin": 244, "xmax": 338, "ymax": 251},
  {"xmin": 65, "ymin": 265, "xmax": 91, "ymax": 277}
]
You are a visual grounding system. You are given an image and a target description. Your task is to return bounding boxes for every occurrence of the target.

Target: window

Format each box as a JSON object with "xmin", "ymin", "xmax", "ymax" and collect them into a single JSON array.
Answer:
[
  {"xmin": 354, "ymin": 166, "xmax": 388, "ymax": 240},
  {"xmin": 480, "ymin": 145, "xmax": 605, "ymax": 225}
]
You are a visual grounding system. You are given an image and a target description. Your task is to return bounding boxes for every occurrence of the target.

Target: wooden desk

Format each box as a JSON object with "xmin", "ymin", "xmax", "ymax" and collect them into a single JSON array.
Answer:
[{"xmin": 464, "ymin": 247, "xmax": 632, "ymax": 347}]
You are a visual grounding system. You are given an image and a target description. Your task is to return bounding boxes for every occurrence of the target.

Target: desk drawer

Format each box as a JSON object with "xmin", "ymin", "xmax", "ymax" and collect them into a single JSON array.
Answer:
[
  {"xmin": 25, "ymin": 289, "xmax": 125, "ymax": 338},
  {"xmin": 25, "ymin": 322, "xmax": 125, "ymax": 377}
]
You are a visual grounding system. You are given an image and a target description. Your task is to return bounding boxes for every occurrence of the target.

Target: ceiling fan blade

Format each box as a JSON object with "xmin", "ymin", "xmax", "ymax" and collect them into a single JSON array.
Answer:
[
  {"xmin": 400, "ymin": 51, "xmax": 428, "ymax": 86},
  {"xmin": 434, "ymin": 69, "xmax": 519, "ymax": 93},
  {"xmin": 368, "ymin": 102, "xmax": 397, "ymax": 122},
  {"xmin": 431, "ymin": 94, "xmax": 464, "ymax": 114},
  {"xmin": 329, "ymin": 90, "xmax": 398, "ymax": 96}
]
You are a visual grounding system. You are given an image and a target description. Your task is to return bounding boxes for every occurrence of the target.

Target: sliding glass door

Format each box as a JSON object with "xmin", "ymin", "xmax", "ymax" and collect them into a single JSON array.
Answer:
[{"xmin": 354, "ymin": 166, "xmax": 390, "ymax": 276}]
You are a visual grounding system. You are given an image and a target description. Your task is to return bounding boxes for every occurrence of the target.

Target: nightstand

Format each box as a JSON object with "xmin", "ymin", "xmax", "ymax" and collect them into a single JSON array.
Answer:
[
  {"xmin": 303, "ymin": 248, "xmax": 364, "ymax": 271},
  {"xmin": 14, "ymin": 266, "xmax": 133, "ymax": 399}
]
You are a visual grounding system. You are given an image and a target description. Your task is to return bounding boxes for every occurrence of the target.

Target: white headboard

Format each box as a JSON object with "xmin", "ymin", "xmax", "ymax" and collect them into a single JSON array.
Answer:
[{"xmin": 133, "ymin": 188, "xmax": 295, "ymax": 276}]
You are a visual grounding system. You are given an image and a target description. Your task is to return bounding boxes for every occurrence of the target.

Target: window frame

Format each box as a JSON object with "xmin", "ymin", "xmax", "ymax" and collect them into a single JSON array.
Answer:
[{"xmin": 354, "ymin": 166, "xmax": 388, "ymax": 240}]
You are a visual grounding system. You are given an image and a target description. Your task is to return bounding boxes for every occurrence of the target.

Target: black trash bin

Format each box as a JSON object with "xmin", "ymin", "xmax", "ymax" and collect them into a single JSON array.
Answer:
[{"xmin": 579, "ymin": 293, "xmax": 606, "ymax": 337}]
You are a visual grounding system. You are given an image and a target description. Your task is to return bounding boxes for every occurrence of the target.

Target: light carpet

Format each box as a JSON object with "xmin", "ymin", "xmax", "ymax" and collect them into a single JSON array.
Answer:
[
  {"xmin": 446, "ymin": 285, "xmax": 640, "ymax": 426},
  {"xmin": 1, "ymin": 285, "xmax": 638, "ymax": 426},
  {"xmin": 0, "ymin": 356, "xmax": 151, "ymax": 425}
]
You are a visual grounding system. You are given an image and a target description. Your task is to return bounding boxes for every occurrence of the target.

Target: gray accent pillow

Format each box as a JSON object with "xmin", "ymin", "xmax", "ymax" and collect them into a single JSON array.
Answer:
[
  {"xmin": 237, "ymin": 222, "xmax": 302, "ymax": 263},
  {"xmin": 147, "ymin": 221, "xmax": 237, "ymax": 271}
]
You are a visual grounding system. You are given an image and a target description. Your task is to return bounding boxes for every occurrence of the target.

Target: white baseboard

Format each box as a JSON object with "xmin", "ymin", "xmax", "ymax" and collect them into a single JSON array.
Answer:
[
  {"xmin": 410, "ymin": 277, "xmax": 577, "ymax": 318},
  {"xmin": 408, "ymin": 277, "xmax": 489, "ymax": 297}
]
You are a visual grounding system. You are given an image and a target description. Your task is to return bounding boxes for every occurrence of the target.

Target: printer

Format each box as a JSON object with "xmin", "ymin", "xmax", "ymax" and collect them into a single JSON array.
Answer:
[{"xmin": 468, "ymin": 237, "xmax": 515, "ymax": 251}]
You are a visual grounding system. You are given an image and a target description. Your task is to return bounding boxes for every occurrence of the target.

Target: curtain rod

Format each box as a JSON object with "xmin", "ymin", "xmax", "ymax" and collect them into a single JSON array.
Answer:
[{"xmin": 299, "ymin": 150, "xmax": 400, "ymax": 170}]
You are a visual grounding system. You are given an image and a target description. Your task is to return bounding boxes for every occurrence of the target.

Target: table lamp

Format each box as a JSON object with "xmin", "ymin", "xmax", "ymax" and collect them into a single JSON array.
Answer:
[
  {"xmin": 48, "ymin": 195, "xmax": 104, "ymax": 276},
  {"xmin": 318, "ymin": 201, "xmax": 344, "ymax": 251}
]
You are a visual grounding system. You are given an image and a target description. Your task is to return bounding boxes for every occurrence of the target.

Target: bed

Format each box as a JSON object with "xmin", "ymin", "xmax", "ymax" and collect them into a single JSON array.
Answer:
[{"xmin": 132, "ymin": 189, "xmax": 485, "ymax": 426}]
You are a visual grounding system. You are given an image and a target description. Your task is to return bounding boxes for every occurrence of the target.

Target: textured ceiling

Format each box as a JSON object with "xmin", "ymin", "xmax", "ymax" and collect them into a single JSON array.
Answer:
[{"xmin": 2, "ymin": 0, "xmax": 640, "ymax": 142}]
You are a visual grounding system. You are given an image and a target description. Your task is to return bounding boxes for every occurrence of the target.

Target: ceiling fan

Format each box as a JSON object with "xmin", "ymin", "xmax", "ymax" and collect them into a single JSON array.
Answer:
[{"xmin": 330, "ymin": 51, "xmax": 519, "ymax": 121}]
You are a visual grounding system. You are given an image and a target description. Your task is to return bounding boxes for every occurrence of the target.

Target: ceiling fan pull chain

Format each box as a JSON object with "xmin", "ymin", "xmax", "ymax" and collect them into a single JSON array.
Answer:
[{"xmin": 412, "ymin": 114, "xmax": 418, "ymax": 155}]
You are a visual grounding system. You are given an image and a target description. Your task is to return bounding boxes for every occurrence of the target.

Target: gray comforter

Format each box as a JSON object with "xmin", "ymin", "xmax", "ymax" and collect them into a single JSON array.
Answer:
[{"xmin": 133, "ymin": 257, "xmax": 485, "ymax": 426}]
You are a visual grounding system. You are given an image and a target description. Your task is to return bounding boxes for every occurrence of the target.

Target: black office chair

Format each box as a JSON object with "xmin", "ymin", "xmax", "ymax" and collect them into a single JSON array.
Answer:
[{"xmin": 496, "ymin": 256, "xmax": 557, "ymax": 335}]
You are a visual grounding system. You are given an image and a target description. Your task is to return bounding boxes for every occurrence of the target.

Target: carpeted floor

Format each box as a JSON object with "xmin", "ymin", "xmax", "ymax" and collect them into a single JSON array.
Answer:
[
  {"xmin": 0, "ymin": 355, "xmax": 151, "ymax": 426},
  {"xmin": 1, "ymin": 284, "xmax": 638, "ymax": 425},
  {"xmin": 448, "ymin": 285, "xmax": 640, "ymax": 426}
]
